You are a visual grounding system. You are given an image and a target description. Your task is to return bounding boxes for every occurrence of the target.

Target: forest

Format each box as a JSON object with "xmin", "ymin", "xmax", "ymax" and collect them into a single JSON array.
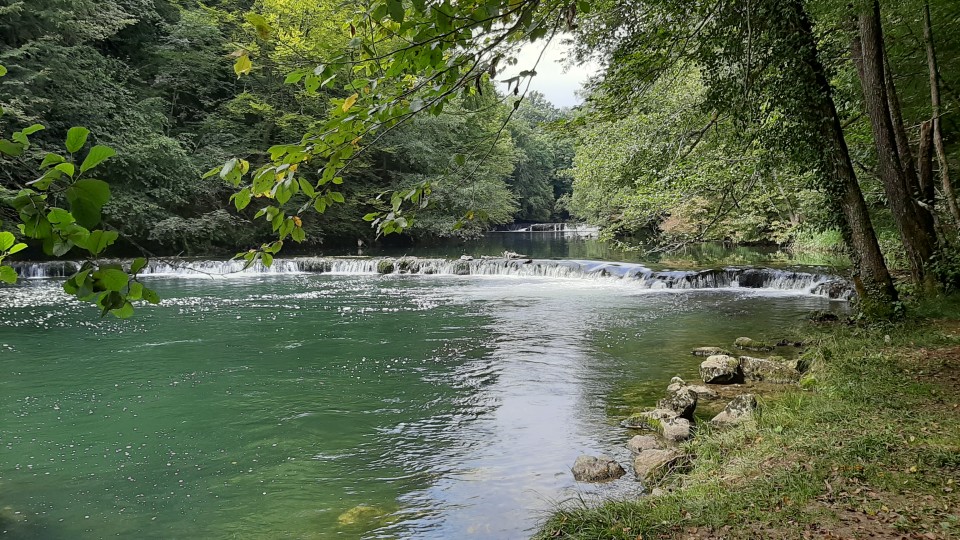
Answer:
[{"xmin": 1, "ymin": 0, "xmax": 960, "ymax": 318}]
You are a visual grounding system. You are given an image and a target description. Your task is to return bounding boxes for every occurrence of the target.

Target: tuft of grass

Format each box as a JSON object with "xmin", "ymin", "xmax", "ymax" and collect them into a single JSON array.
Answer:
[{"xmin": 535, "ymin": 306, "xmax": 960, "ymax": 539}]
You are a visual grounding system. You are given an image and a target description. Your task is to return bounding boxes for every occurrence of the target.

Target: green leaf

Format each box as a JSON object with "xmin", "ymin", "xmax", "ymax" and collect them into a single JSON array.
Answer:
[
  {"xmin": 127, "ymin": 282, "xmax": 143, "ymax": 301},
  {"xmin": 298, "ymin": 178, "xmax": 316, "ymax": 198},
  {"xmin": 234, "ymin": 53, "xmax": 253, "ymax": 77},
  {"xmin": 386, "ymin": 0, "xmax": 405, "ymax": 23},
  {"xmin": 112, "ymin": 301, "xmax": 134, "ymax": 319},
  {"xmin": 65, "ymin": 127, "xmax": 90, "ymax": 153},
  {"xmin": 66, "ymin": 179, "xmax": 110, "ymax": 228},
  {"xmin": 454, "ymin": 153, "xmax": 466, "ymax": 166},
  {"xmin": 131, "ymin": 257, "xmax": 147, "ymax": 274},
  {"xmin": 245, "ymin": 12, "xmax": 274, "ymax": 40},
  {"xmin": 54, "ymin": 162, "xmax": 76, "ymax": 177},
  {"xmin": 0, "ymin": 231, "xmax": 14, "ymax": 251},
  {"xmin": 80, "ymin": 145, "xmax": 116, "ymax": 173},
  {"xmin": 233, "ymin": 187, "xmax": 252, "ymax": 210},
  {"xmin": 329, "ymin": 191, "xmax": 345, "ymax": 203},
  {"xmin": 142, "ymin": 287, "xmax": 160, "ymax": 304},
  {"xmin": 83, "ymin": 229, "xmax": 118, "ymax": 255},
  {"xmin": 95, "ymin": 268, "xmax": 129, "ymax": 292},
  {"xmin": 262, "ymin": 253, "xmax": 273, "ymax": 267},
  {"xmin": 0, "ymin": 139, "xmax": 24, "ymax": 157},
  {"xmin": 0, "ymin": 266, "xmax": 16, "ymax": 284},
  {"xmin": 0, "ymin": 65, "xmax": 6, "ymax": 77},
  {"xmin": 9, "ymin": 243, "xmax": 26, "ymax": 255},
  {"xmin": 362, "ymin": 212, "xmax": 379, "ymax": 222},
  {"xmin": 40, "ymin": 153, "xmax": 66, "ymax": 169}
]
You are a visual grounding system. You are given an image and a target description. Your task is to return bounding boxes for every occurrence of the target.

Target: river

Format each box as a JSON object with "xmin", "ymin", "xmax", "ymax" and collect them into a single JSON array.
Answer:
[{"xmin": 0, "ymin": 234, "xmax": 848, "ymax": 539}]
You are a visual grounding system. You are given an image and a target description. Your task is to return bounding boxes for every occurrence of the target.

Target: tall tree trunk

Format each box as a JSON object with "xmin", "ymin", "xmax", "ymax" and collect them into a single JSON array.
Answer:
[
  {"xmin": 923, "ymin": 1, "xmax": 960, "ymax": 225},
  {"xmin": 787, "ymin": 0, "xmax": 898, "ymax": 316},
  {"xmin": 918, "ymin": 119, "xmax": 935, "ymax": 205},
  {"xmin": 853, "ymin": 0, "xmax": 939, "ymax": 293}
]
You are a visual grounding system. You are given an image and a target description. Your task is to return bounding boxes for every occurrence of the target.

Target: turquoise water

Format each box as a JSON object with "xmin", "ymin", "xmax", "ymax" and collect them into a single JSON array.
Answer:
[{"xmin": 0, "ymin": 252, "xmax": 847, "ymax": 538}]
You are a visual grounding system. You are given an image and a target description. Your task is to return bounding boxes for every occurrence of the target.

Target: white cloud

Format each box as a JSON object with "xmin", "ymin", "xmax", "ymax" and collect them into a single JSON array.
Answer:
[{"xmin": 497, "ymin": 35, "xmax": 601, "ymax": 108}]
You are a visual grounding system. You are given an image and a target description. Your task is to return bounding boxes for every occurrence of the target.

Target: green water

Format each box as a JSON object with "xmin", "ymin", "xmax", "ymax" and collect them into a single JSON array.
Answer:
[{"xmin": 0, "ymin": 251, "xmax": 848, "ymax": 539}]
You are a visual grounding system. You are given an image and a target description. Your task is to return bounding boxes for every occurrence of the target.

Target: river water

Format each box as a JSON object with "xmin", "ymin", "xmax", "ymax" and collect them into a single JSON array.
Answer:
[{"xmin": 0, "ymin": 235, "xmax": 847, "ymax": 539}]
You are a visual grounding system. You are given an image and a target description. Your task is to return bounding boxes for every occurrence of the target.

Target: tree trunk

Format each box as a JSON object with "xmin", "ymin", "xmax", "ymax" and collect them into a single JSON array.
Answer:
[
  {"xmin": 853, "ymin": 0, "xmax": 938, "ymax": 293},
  {"xmin": 923, "ymin": 1, "xmax": 960, "ymax": 225},
  {"xmin": 918, "ymin": 119, "xmax": 935, "ymax": 205},
  {"xmin": 788, "ymin": 0, "xmax": 897, "ymax": 316}
]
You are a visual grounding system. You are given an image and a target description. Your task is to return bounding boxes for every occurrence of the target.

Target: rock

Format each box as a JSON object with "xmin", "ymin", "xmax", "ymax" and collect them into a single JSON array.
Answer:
[
  {"xmin": 337, "ymin": 505, "xmax": 386, "ymax": 526},
  {"xmin": 376, "ymin": 259, "xmax": 396, "ymax": 274},
  {"xmin": 711, "ymin": 394, "xmax": 758, "ymax": 426},
  {"xmin": 657, "ymin": 386, "xmax": 698, "ymax": 419},
  {"xmin": 739, "ymin": 356, "xmax": 801, "ymax": 384},
  {"xmin": 502, "ymin": 251, "xmax": 528, "ymax": 259},
  {"xmin": 632, "ymin": 448, "xmax": 682, "ymax": 483},
  {"xmin": 621, "ymin": 408, "xmax": 676, "ymax": 430},
  {"xmin": 666, "ymin": 376, "xmax": 686, "ymax": 392},
  {"xmin": 650, "ymin": 487, "xmax": 665, "ymax": 496},
  {"xmin": 626, "ymin": 435, "xmax": 662, "ymax": 453},
  {"xmin": 734, "ymin": 337, "xmax": 774, "ymax": 352},
  {"xmin": 699, "ymin": 355, "xmax": 742, "ymax": 384},
  {"xmin": 692, "ymin": 346, "xmax": 731, "ymax": 357},
  {"xmin": 660, "ymin": 417, "xmax": 693, "ymax": 442},
  {"xmin": 572, "ymin": 454, "xmax": 626, "ymax": 482},
  {"xmin": 685, "ymin": 385, "xmax": 719, "ymax": 399},
  {"xmin": 451, "ymin": 260, "xmax": 471, "ymax": 275},
  {"xmin": 459, "ymin": 255, "xmax": 474, "ymax": 261},
  {"xmin": 396, "ymin": 257, "xmax": 421, "ymax": 274}
]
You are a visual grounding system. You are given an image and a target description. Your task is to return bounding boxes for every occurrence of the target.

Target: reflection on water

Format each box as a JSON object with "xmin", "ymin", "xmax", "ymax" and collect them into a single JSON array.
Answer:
[{"xmin": 0, "ymin": 241, "xmax": 849, "ymax": 539}]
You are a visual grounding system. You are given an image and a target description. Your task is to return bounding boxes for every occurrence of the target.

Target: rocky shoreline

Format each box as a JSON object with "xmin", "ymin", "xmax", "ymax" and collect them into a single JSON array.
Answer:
[{"xmin": 571, "ymin": 336, "xmax": 806, "ymax": 486}]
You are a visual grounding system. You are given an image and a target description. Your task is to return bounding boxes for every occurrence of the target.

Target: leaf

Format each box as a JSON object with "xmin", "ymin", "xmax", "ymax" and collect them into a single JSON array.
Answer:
[
  {"xmin": 112, "ymin": 301, "xmax": 134, "ymax": 319},
  {"xmin": 95, "ymin": 268, "xmax": 129, "ymax": 292},
  {"xmin": 127, "ymin": 282, "xmax": 143, "ymax": 301},
  {"xmin": 0, "ymin": 231, "xmax": 14, "ymax": 251},
  {"xmin": 329, "ymin": 191, "xmax": 345, "ymax": 203},
  {"xmin": 80, "ymin": 145, "xmax": 116, "ymax": 173},
  {"xmin": 342, "ymin": 93, "xmax": 359, "ymax": 112},
  {"xmin": 454, "ymin": 153, "xmax": 466, "ymax": 166},
  {"xmin": 0, "ymin": 139, "xmax": 24, "ymax": 157},
  {"xmin": 262, "ymin": 253, "xmax": 273, "ymax": 267},
  {"xmin": 234, "ymin": 53, "xmax": 253, "ymax": 77},
  {"xmin": 9, "ymin": 243, "xmax": 26, "ymax": 255},
  {"xmin": 66, "ymin": 179, "xmax": 111, "ymax": 228},
  {"xmin": 233, "ymin": 187, "xmax": 252, "ymax": 210},
  {"xmin": 130, "ymin": 257, "xmax": 147, "ymax": 274},
  {"xmin": 0, "ymin": 266, "xmax": 16, "ymax": 284},
  {"xmin": 142, "ymin": 287, "xmax": 161, "ymax": 304},
  {"xmin": 83, "ymin": 229, "xmax": 118, "ymax": 255},
  {"xmin": 65, "ymin": 127, "xmax": 90, "ymax": 153},
  {"xmin": 54, "ymin": 162, "xmax": 76, "ymax": 177},
  {"xmin": 386, "ymin": 0, "xmax": 405, "ymax": 23},
  {"xmin": 362, "ymin": 212, "xmax": 379, "ymax": 222},
  {"xmin": 298, "ymin": 178, "xmax": 316, "ymax": 197},
  {"xmin": 40, "ymin": 153, "xmax": 66, "ymax": 169},
  {"xmin": 0, "ymin": 65, "xmax": 6, "ymax": 77},
  {"xmin": 245, "ymin": 12, "xmax": 274, "ymax": 40}
]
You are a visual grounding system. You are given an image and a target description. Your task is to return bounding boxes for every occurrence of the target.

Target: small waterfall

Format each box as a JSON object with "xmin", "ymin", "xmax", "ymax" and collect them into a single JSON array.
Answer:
[{"xmin": 8, "ymin": 256, "xmax": 854, "ymax": 299}]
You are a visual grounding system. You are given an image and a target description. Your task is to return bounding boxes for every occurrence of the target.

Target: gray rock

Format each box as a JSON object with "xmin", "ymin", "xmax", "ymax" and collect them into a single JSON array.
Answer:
[
  {"xmin": 685, "ymin": 385, "xmax": 719, "ymax": 399},
  {"xmin": 692, "ymin": 346, "xmax": 731, "ymax": 357},
  {"xmin": 572, "ymin": 454, "xmax": 626, "ymax": 482},
  {"xmin": 734, "ymin": 337, "xmax": 774, "ymax": 352},
  {"xmin": 657, "ymin": 386, "xmax": 698, "ymax": 419},
  {"xmin": 376, "ymin": 259, "xmax": 396, "ymax": 274},
  {"xmin": 699, "ymin": 355, "xmax": 742, "ymax": 384},
  {"xmin": 739, "ymin": 356, "xmax": 801, "ymax": 384},
  {"xmin": 451, "ymin": 260, "xmax": 471, "ymax": 275},
  {"xmin": 621, "ymin": 408, "xmax": 677, "ymax": 430},
  {"xmin": 633, "ymin": 448, "xmax": 682, "ymax": 483},
  {"xmin": 459, "ymin": 255, "xmax": 474, "ymax": 261},
  {"xmin": 666, "ymin": 376, "xmax": 686, "ymax": 393},
  {"xmin": 660, "ymin": 417, "xmax": 693, "ymax": 442},
  {"xmin": 626, "ymin": 435, "xmax": 662, "ymax": 453},
  {"xmin": 711, "ymin": 394, "xmax": 759, "ymax": 426}
]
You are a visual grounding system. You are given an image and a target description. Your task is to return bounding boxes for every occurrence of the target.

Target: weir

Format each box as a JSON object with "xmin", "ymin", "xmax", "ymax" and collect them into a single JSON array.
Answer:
[{"xmin": 10, "ymin": 257, "xmax": 854, "ymax": 299}]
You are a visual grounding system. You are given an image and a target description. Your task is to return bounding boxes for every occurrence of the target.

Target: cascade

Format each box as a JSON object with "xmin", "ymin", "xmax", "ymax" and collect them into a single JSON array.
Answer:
[{"xmin": 8, "ymin": 257, "xmax": 854, "ymax": 299}]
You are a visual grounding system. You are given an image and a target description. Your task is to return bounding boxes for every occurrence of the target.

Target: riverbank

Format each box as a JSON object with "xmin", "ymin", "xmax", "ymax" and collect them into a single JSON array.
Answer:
[{"xmin": 536, "ymin": 296, "xmax": 960, "ymax": 539}]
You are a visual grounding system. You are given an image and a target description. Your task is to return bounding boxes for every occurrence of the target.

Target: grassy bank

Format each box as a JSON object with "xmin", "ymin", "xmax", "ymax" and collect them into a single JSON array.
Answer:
[{"xmin": 536, "ymin": 299, "xmax": 960, "ymax": 539}]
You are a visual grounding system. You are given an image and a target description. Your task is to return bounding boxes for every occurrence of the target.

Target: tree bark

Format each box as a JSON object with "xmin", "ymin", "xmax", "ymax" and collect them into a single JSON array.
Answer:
[
  {"xmin": 923, "ymin": 1, "xmax": 960, "ymax": 225},
  {"xmin": 853, "ymin": 0, "xmax": 938, "ymax": 293},
  {"xmin": 787, "ymin": 0, "xmax": 897, "ymax": 316},
  {"xmin": 918, "ymin": 119, "xmax": 935, "ymax": 205}
]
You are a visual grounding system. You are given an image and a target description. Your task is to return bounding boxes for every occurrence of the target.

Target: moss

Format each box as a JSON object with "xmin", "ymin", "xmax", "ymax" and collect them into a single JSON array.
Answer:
[{"xmin": 376, "ymin": 259, "xmax": 395, "ymax": 274}]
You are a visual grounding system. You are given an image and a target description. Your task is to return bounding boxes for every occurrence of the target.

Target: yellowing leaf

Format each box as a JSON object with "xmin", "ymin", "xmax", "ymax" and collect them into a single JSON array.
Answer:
[
  {"xmin": 234, "ymin": 53, "xmax": 253, "ymax": 77},
  {"xmin": 342, "ymin": 93, "xmax": 359, "ymax": 112}
]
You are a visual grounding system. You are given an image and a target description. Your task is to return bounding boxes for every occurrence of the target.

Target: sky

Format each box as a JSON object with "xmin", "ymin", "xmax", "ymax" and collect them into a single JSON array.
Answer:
[{"xmin": 498, "ymin": 36, "xmax": 601, "ymax": 108}]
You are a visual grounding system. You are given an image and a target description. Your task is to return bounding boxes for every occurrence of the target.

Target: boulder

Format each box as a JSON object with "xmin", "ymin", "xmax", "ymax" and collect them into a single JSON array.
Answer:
[
  {"xmin": 621, "ymin": 408, "xmax": 677, "ymax": 430},
  {"xmin": 739, "ymin": 356, "xmax": 801, "ymax": 384},
  {"xmin": 692, "ymin": 346, "xmax": 731, "ymax": 357},
  {"xmin": 734, "ymin": 337, "xmax": 774, "ymax": 352},
  {"xmin": 376, "ymin": 259, "xmax": 396, "ymax": 274},
  {"xmin": 626, "ymin": 435, "xmax": 662, "ymax": 453},
  {"xmin": 660, "ymin": 417, "xmax": 693, "ymax": 442},
  {"xmin": 459, "ymin": 255, "xmax": 474, "ymax": 261},
  {"xmin": 633, "ymin": 448, "xmax": 683, "ymax": 484},
  {"xmin": 657, "ymin": 386, "xmax": 698, "ymax": 419},
  {"xmin": 685, "ymin": 385, "xmax": 719, "ymax": 399},
  {"xmin": 337, "ymin": 505, "xmax": 386, "ymax": 526},
  {"xmin": 396, "ymin": 257, "xmax": 421, "ymax": 274},
  {"xmin": 699, "ymin": 355, "xmax": 742, "ymax": 384},
  {"xmin": 451, "ymin": 260, "xmax": 471, "ymax": 275},
  {"xmin": 711, "ymin": 394, "xmax": 758, "ymax": 426},
  {"xmin": 666, "ymin": 376, "xmax": 686, "ymax": 393},
  {"xmin": 571, "ymin": 454, "xmax": 626, "ymax": 482}
]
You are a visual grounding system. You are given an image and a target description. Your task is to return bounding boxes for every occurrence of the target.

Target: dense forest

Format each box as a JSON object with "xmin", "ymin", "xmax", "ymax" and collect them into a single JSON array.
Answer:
[{"xmin": 1, "ymin": 0, "xmax": 960, "ymax": 317}]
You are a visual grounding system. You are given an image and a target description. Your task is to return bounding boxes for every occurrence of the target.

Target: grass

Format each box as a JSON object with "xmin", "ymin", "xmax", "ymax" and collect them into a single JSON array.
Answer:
[{"xmin": 535, "ymin": 296, "xmax": 960, "ymax": 539}]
